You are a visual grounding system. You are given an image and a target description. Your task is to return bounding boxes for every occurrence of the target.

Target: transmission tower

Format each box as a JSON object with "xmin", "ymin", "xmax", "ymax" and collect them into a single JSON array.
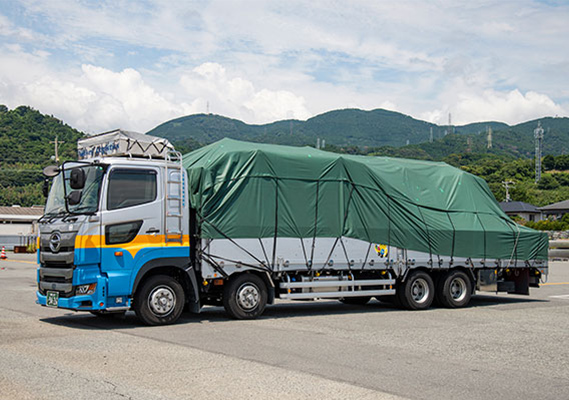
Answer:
[
  {"xmin": 487, "ymin": 126, "xmax": 492, "ymax": 149},
  {"xmin": 429, "ymin": 127, "xmax": 433, "ymax": 143},
  {"xmin": 534, "ymin": 122, "xmax": 544, "ymax": 183}
]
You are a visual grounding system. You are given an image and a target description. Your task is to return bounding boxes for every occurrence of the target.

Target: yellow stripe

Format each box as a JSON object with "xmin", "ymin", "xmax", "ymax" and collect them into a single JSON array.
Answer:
[
  {"xmin": 75, "ymin": 234, "xmax": 190, "ymax": 258},
  {"xmin": 3, "ymin": 259, "xmax": 37, "ymax": 265},
  {"xmin": 541, "ymin": 282, "xmax": 569, "ymax": 286}
]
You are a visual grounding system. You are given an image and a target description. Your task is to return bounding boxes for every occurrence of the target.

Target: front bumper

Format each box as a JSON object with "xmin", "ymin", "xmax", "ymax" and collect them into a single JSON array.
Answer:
[{"xmin": 36, "ymin": 275, "xmax": 130, "ymax": 311}]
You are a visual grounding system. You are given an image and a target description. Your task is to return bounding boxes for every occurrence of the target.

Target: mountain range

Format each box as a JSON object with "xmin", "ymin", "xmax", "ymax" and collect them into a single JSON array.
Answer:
[{"xmin": 147, "ymin": 108, "xmax": 569, "ymax": 158}]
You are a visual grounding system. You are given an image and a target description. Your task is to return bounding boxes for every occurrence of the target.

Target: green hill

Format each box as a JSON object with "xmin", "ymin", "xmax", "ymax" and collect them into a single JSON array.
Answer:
[
  {"xmin": 147, "ymin": 109, "xmax": 569, "ymax": 158},
  {"xmin": 147, "ymin": 108, "xmax": 450, "ymax": 151},
  {"xmin": 0, "ymin": 105, "xmax": 84, "ymax": 206}
]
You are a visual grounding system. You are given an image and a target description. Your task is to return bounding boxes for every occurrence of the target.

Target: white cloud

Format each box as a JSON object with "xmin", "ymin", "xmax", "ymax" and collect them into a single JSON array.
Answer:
[
  {"xmin": 422, "ymin": 89, "xmax": 567, "ymax": 126},
  {"xmin": 1, "ymin": 0, "xmax": 569, "ymax": 133},
  {"xmin": 180, "ymin": 62, "xmax": 311, "ymax": 123}
]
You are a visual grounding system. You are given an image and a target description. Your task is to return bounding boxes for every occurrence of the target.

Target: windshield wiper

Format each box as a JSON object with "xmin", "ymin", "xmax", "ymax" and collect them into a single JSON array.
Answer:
[{"xmin": 39, "ymin": 210, "xmax": 69, "ymax": 223}]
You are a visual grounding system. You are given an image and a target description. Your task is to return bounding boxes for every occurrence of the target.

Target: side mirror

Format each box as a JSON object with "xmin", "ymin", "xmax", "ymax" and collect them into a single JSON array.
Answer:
[
  {"xmin": 43, "ymin": 165, "xmax": 60, "ymax": 177},
  {"xmin": 42, "ymin": 179, "xmax": 49, "ymax": 197},
  {"xmin": 70, "ymin": 168, "xmax": 86, "ymax": 189},
  {"xmin": 67, "ymin": 190, "xmax": 82, "ymax": 206}
]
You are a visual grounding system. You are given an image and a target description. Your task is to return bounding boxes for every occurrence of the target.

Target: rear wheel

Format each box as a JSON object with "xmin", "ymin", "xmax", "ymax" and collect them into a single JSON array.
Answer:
[
  {"xmin": 437, "ymin": 270, "xmax": 472, "ymax": 308},
  {"xmin": 223, "ymin": 273, "xmax": 268, "ymax": 320},
  {"xmin": 340, "ymin": 296, "xmax": 372, "ymax": 305},
  {"xmin": 397, "ymin": 271, "xmax": 435, "ymax": 310},
  {"xmin": 134, "ymin": 275, "xmax": 185, "ymax": 326}
]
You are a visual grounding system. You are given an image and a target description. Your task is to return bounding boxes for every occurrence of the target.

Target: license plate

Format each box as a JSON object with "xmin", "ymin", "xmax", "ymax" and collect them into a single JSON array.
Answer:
[{"xmin": 46, "ymin": 291, "xmax": 59, "ymax": 307}]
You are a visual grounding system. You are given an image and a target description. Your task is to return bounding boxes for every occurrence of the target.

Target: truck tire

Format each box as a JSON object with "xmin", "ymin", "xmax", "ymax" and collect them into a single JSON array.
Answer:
[
  {"xmin": 223, "ymin": 273, "xmax": 268, "ymax": 320},
  {"xmin": 397, "ymin": 270, "xmax": 434, "ymax": 310},
  {"xmin": 134, "ymin": 275, "xmax": 185, "ymax": 326},
  {"xmin": 437, "ymin": 270, "xmax": 472, "ymax": 308},
  {"xmin": 340, "ymin": 296, "xmax": 372, "ymax": 305}
]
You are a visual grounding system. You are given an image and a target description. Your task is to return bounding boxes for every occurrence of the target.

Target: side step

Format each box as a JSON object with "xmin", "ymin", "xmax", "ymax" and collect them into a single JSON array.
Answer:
[{"xmin": 279, "ymin": 279, "xmax": 396, "ymax": 300}]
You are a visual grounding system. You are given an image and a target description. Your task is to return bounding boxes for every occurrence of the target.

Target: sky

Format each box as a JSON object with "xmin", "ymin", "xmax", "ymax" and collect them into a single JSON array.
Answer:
[{"xmin": 0, "ymin": 0, "xmax": 568, "ymax": 134}]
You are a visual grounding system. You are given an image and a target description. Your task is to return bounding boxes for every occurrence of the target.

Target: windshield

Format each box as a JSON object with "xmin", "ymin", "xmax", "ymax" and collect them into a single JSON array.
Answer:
[{"xmin": 44, "ymin": 164, "xmax": 105, "ymax": 216}]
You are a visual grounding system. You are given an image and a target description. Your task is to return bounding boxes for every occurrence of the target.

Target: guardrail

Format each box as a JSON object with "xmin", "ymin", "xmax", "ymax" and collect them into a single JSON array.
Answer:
[{"xmin": 549, "ymin": 240, "xmax": 569, "ymax": 259}]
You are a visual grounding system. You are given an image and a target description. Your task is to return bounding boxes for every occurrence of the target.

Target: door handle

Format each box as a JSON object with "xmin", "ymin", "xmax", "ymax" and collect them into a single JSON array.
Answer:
[{"xmin": 146, "ymin": 228, "xmax": 160, "ymax": 234}]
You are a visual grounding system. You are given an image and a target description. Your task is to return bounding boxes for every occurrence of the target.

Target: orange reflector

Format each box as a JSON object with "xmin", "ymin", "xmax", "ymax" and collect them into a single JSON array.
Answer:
[
  {"xmin": 213, "ymin": 279, "xmax": 224, "ymax": 286},
  {"xmin": 114, "ymin": 251, "xmax": 123, "ymax": 257}
]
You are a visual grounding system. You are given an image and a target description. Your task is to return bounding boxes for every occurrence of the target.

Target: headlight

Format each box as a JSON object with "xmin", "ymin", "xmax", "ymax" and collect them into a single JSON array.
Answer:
[{"xmin": 76, "ymin": 283, "xmax": 97, "ymax": 295}]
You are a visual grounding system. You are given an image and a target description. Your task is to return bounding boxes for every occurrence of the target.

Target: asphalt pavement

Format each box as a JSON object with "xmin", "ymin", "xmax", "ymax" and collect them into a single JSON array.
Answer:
[{"xmin": 1, "ymin": 252, "xmax": 568, "ymax": 399}]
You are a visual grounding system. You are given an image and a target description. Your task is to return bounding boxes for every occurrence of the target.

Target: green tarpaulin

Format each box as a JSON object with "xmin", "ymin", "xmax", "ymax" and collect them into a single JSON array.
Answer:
[{"xmin": 183, "ymin": 138, "xmax": 548, "ymax": 261}]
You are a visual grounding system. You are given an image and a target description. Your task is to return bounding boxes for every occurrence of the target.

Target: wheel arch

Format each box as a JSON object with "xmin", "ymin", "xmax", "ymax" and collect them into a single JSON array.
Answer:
[{"xmin": 132, "ymin": 258, "xmax": 200, "ymax": 312}]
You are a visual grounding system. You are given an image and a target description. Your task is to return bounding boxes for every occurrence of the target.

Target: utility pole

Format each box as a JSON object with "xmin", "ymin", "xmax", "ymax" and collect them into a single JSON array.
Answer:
[
  {"xmin": 49, "ymin": 136, "xmax": 65, "ymax": 164},
  {"xmin": 502, "ymin": 180, "xmax": 515, "ymax": 202},
  {"xmin": 534, "ymin": 122, "xmax": 544, "ymax": 183}
]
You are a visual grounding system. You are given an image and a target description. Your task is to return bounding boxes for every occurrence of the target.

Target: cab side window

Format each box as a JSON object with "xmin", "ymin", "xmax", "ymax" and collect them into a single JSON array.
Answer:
[{"xmin": 107, "ymin": 169, "xmax": 157, "ymax": 210}]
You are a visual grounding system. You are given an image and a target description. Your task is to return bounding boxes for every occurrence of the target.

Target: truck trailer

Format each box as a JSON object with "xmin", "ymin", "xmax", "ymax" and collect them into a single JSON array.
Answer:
[{"xmin": 36, "ymin": 130, "xmax": 549, "ymax": 325}]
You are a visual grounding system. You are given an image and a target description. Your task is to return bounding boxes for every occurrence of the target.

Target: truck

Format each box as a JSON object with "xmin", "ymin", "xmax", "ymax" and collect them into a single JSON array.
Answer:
[{"xmin": 36, "ymin": 130, "xmax": 549, "ymax": 325}]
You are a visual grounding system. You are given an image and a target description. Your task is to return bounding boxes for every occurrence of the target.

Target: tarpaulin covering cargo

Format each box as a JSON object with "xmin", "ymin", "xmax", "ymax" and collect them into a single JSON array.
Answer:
[{"xmin": 183, "ymin": 138, "xmax": 548, "ymax": 261}]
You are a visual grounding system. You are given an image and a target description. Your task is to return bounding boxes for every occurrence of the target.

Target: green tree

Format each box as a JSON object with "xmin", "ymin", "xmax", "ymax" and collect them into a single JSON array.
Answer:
[
  {"xmin": 543, "ymin": 154, "xmax": 555, "ymax": 171},
  {"xmin": 537, "ymin": 174, "xmax": 559, "ymax": 190}
]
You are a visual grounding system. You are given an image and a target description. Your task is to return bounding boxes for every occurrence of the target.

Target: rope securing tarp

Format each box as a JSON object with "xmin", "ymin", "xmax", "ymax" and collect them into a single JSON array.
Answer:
[{"xmin": 183, "ymin": 138, "xmax": 549, "ymax": 261}]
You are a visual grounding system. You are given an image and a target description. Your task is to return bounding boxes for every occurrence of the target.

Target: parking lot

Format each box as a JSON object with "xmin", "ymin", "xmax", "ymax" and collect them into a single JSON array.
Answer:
[{"xmin": 1, "ymin": 253, "xmax": 568, "ymax": 399}]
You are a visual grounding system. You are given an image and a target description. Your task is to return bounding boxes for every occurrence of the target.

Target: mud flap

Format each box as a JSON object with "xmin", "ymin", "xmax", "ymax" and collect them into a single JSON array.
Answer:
[{"xmin": 504, "ymin": 268, "xmax": 530, "ymax": 295}]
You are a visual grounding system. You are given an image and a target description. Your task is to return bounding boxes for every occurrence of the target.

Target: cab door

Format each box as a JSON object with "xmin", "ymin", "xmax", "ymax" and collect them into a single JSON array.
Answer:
[{"xmin": 101, "ymin": 166, "xmax": 163, "ymax": 298}]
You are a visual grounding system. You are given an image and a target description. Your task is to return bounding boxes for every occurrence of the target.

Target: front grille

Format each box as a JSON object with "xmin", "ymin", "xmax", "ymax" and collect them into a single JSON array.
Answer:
[
  {"xmin": 39, "ymin": 266, "xmax": 74, "ymax": 297},
  {"xmin": 41, "ymin": 246, "xmax": 74, "ymax": 253},
  {"xmin": 39, "ymin": 229, "xmax": 78, "ymax": 298}
]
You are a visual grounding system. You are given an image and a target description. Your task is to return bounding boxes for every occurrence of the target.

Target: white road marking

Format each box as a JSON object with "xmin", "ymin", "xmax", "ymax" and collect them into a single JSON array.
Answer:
[{"xmin": 549, "ymin": 294, "xmax": 569, "ymax": 299}]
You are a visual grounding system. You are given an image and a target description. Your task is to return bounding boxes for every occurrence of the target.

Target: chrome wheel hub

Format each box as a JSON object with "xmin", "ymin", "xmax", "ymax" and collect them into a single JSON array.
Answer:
[
  {"xmin": 236, "ymin": 283, "xmax": 260, "ymax": 310},
  {"xmin": 450, "ymin": 277, "xmax": 467, "ymax": 301},
  {"xmin": 149, "ymin": 286, "xmax": 176, "ymax": 316},
  {"xmin": 411, "ymin": 278, "xmax": 429, "ymax": 304}
]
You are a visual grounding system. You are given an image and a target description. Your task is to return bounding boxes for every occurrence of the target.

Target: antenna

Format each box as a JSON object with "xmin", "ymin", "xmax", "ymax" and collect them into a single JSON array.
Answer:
[
  {"xmin": 487, "ymin": 126, "xmax": 492, "ymax": 149},
  {"xmin": 502, "ymin": 180, "xmax": 515, "ymax": 202},
  {"xmin": 534, "ymin": 122, "xmax": 544, "ymax": 183}
]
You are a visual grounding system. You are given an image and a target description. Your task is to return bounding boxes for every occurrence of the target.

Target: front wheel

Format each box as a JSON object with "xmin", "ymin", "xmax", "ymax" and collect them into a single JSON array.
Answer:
[
  {"xmin": 223, "ymin": 273, "xmax": 268, "ymax": 320},
  {"xmin": 437, "ymin": 270, "xmax": 472, "ymax": 308},
  {"xmin": 397, "ymin": 271, "xmax": 435, "ymax": 310},
  {"xmin": 134, "ymin": 275, "xmax": 185, "ymax": 326}
]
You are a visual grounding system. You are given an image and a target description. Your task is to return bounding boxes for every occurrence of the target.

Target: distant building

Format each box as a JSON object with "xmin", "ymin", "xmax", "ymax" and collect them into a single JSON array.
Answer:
[
  {"xmin": 0, "ymin": 205, "xmax": 44, "ymax": 250},
  {"xmin": 539, "ymin": 199, "xmax": 569, "ymax": 220},
  {"xmin": 499, "ymin": 201, "xmax": 542, "ymax": 222}
]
